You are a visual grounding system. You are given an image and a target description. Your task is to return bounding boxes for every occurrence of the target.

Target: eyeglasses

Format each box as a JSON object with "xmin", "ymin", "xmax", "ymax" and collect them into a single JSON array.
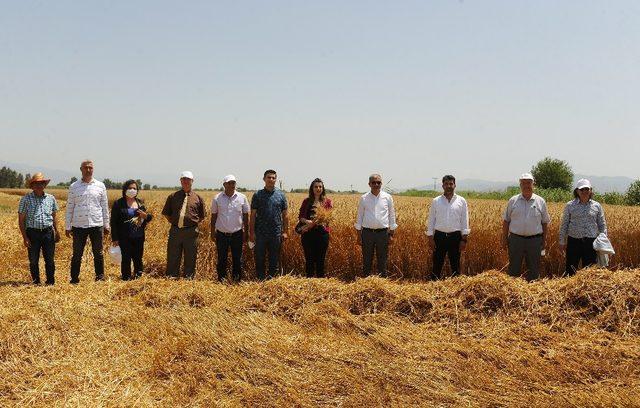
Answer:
[
  {"xmin": 370, "ymin": 181, "xmax": 382, "ymax": 185},
  {"xmin": 579, "ymin": 188, "xmax": 591, "ymax": 192}
]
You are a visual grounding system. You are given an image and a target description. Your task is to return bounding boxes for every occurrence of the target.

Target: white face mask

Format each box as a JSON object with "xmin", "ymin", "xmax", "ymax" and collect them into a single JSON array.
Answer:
[{"xmin": 125, "ymin": 189, "xmax": 137, "ymax": 198}]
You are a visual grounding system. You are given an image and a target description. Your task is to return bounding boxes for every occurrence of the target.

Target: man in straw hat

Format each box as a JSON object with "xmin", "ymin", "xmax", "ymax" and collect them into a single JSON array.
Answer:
[
  {"xmin": 502, "ymin": 173, "xmax": 551, "ymax": 281},
  {"xmin": 18, "ymin": 173, "xmax": 60, "ymax": 285}
]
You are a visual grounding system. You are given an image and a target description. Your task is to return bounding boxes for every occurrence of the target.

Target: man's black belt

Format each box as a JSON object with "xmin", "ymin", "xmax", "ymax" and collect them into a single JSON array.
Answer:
[
  {"xmin": 26, "ymin": 226, "xmax": 52, "ymax": 232},
  {"xmin": 435, "ymin": 230, "xmax": 461, "ymax": 237},
  {"xmin": 216, "ymin": 230, "xmax": 242, "ymax": 237},
  {"xmin": 362, "ymin": 227, "xmax": 388, "ymax": 232},
  {"xmin": 512, "ymin": 233, "xmax": 543, "ymax": 239}
]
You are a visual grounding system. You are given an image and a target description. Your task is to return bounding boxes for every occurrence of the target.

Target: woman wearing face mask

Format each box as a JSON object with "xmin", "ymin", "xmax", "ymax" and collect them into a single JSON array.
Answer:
[{"xmin": 110, "ymin": 180, "xmax": 153, "ymax": 280}]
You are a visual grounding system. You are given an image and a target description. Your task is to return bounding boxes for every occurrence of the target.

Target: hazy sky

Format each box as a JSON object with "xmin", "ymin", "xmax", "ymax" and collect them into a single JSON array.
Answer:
[{"xmin": 2, "ymin": 1, "xmax": 639, "ymax": 190}]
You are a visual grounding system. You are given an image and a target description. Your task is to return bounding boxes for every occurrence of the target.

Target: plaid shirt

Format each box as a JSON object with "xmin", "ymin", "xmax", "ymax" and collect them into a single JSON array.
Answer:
[{"xmin": 18, "ymin": 192, "xmax": 59, "ymax": 229}]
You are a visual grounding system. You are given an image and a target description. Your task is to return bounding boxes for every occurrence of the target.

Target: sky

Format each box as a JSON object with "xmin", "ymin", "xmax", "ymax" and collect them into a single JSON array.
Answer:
[{"xmin": 1, "ymin": 1, "xmax": 639, "ymax": 190}]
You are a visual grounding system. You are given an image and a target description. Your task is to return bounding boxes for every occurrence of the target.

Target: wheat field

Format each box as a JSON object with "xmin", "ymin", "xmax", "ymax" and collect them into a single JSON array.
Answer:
[{"xmin": 1, "ymin": 189, "xmax": 639, "ymax": 407}]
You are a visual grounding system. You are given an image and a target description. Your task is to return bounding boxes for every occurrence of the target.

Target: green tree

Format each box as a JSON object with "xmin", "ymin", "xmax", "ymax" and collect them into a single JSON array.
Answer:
[
  {"xmin": 625, "ymin": 179, "xmax": 640, "ymax": 206},
  {"xmin": 531, "ymin": 157, "xmax": 574, "ymax": 190}
]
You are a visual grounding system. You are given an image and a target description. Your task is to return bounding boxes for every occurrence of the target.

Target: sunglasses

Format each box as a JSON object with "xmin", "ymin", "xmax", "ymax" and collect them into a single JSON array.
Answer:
[
  {"xmin": 579, "ymin": 187, "xmax": 591, "ymax": 192},
  {"xmin": 370, "ymin": 181, "xmax": 382, "ymax": 185}
]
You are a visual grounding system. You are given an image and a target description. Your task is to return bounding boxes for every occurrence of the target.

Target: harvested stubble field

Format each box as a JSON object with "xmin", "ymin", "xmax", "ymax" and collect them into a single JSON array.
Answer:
[{"xmin": 1, "ymin": 190, "xmax": 640, "ymax": 407}]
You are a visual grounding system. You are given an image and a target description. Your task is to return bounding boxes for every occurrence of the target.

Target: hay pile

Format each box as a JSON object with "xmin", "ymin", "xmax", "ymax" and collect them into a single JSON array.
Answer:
[{"xmin": 1, "ymin": 269, "xmax": 639, "ymax": 407}]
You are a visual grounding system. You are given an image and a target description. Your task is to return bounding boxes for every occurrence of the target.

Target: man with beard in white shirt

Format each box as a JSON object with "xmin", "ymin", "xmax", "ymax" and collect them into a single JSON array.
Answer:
[{"xmin": 426, "ymin": 175, "xmax": 470, "ymax": 280}]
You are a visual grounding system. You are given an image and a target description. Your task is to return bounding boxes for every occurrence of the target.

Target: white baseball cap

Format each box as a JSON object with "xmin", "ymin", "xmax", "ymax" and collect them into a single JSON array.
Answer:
[
  {"xmin": 223, "ymin": 174, "xmax": 237, "ymax": 183},
  {"xmin": 576, "ymin": 178, "xmax": 592, "ymax": 190},
  {"xmin": 180, "ymin": 171, "xmax": 194, "ymax": 180},
  {"xmin": 519, "ymin": 173, "xmax": 534, "ymax": 181}
]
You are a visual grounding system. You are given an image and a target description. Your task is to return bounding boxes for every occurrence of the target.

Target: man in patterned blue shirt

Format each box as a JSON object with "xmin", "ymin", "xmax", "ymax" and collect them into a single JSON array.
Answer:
[
  {"xmin": 249, "ymin": 169, "xmax": 289, "ymax": 280},
  {"xmin": 18, "ymin": 173, "xmax": 60, "ymax": 285}
]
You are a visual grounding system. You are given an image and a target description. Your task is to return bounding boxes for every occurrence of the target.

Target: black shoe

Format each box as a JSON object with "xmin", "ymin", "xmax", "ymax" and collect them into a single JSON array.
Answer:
[
  {"xmin": 70, "ymin": 279, "xmax": 80, "ymax": 284},
  {"xmin": 95, "ymin": 275, "xmax": 105, "ymax": 282},
  {"xmin": 33, "ymin": 281, "xmax": 41, "ymax": 285},
  {"xmin": 45, "ymin": 281, "xmax": 54, "ymax": 286}
]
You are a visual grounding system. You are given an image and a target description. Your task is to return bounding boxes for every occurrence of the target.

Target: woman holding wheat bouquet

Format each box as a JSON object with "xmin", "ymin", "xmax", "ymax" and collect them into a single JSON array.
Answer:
[
  {"xmin": 297, "ymin": 178, "xmax": 333, "ymax": 277},
  {"xmin": 110, "ymin": 180, "xmax": 153, "ymax": 280}
]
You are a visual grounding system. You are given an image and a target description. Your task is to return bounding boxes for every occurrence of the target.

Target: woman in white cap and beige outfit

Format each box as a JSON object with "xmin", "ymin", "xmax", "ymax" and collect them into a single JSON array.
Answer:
[{"xmin": 559, "ymin": 178, "xmax": 607, "ymax": 276}]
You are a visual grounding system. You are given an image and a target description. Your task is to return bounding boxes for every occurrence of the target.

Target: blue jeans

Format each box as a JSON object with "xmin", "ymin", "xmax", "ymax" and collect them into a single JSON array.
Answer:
[
  {"xmin": 26, "ymin": 227, "xmax": 56, "ymax": 284},
  {"xmin": 254, "ymin": 235, "xmax": 282, "ymax": 280}
]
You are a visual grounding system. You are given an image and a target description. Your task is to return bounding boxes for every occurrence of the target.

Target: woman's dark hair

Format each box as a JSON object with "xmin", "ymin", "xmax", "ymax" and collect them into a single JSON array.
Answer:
[
  {"xmin": 307, "ymin": 178, "xmax": 326, "ymax": 211},
  {"xmin": 122, "ymin": 179, "xmax": 138, "ymax": 198},
  {"xmin": 573, "ymin": 188, "xmax": 593, "ymax": 200}
]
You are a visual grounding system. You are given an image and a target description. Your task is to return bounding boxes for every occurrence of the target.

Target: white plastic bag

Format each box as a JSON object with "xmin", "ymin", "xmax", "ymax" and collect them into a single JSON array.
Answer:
[
  {"xmin": 108, "ymin": 245, "xmax": 122, "ymax": 265},
  {"xmin": 593, "ymin": 233, "xmax": 614, "ymax": 267},
  {"xmin": 593, "ymin": 233, "xmax": 615, "ymax": 255}
]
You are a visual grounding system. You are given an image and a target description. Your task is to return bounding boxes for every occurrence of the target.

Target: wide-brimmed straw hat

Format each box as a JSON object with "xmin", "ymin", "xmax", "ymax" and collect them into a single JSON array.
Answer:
[{"xmin": 29, "ymin": 173, "xmax": 51, "ymax": 187}]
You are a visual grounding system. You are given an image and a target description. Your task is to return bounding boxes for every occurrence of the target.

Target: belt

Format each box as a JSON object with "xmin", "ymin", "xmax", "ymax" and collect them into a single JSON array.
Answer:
[
  {"xmin": 216, "ymin": 230, "xmax": 242, "ymax": 237},
  {"xmin": 435, "ymin": 230, "xmax": 461, "ymax": 237},
  {"xmin": 27, "ymin": 226, "xmax": 52, "ymax": 232},
  {"xmin": 512, "ymin": 233, "xmax": 543, "ymax": 239},
  {"xmin": 362, "ymin": 227, "xmax": 388, "ymax": 232},
  {"xmin": 569, "ymin": 236, "xmax": 596, "ymax": 241}
]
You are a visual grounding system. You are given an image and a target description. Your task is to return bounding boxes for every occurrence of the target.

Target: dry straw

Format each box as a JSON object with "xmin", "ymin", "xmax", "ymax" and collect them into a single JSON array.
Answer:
[{"xmin": 1, "ymin": 190, "xmax": 640, "ymax": 406}]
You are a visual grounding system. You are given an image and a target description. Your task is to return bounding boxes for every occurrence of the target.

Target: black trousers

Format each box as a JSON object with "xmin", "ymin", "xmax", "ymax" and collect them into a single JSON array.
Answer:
[
  {"xmin": 26, "ymin": 227, "xmax": 56, "ymax": 284},
  {"xmin": 120, "ymin": 236, "xmax": 145, "ymax": 280},
  {"xmin": 361, "ymin": 228, "xmax": 389, "ymax": 277},
  {"xmin": 301, "ymin": 228, "xmax": 329, "ymax": 278},
  {"xmin": 70, "ymin": 226, "xmax": 104, "ymax": 283},
  {"xmin": 565, "ymin": 236, "xmax": 597, "ymax": 276},
  {"xmin": 216, "ymin": 230, "xmax": 243, "ymax": 282},
  {"xmin": 432, "ymin": 230, "xmax": 462, "ymax": 280}
]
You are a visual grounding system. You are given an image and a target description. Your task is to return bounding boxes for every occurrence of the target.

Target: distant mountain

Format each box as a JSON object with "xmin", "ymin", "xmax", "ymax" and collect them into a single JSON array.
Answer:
[
  {"xmin": 0, "ymin": 160, "xmax": 76, "ymax": 184},
  {"xmin": 408, "ymin": 175, "xmax": 635, "ymax": 193},
  {"xmin": 0, "ymin": 160, "xmax": 227, "ymax": 189}
]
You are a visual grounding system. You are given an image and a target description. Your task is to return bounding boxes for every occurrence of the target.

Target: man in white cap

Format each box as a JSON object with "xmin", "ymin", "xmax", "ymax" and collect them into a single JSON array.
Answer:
[
  {"xmin": 162, "ymin": 171, "xmax": 206, "ymax": 279},
  {"xmin": 211, "ymin": 174, "xmax": 250, "ymax": 282},
  {"xmin": 501, "ymin": 173, "xmax": 551, "ymax": 281},
  {"xmin": 18, "ymin": 173, "xmax": 60, "ymax": 285}
]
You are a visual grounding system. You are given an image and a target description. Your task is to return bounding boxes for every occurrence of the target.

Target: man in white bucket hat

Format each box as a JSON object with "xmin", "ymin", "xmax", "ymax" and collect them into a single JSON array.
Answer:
[{"xmin": 502, "ymin": 173, "xmax": 551, "ymax": 281}]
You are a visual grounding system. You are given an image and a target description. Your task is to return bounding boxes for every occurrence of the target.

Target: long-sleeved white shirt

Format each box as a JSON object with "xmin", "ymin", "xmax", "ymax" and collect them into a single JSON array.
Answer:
[
  {"xmin": 65, "ymin": 179, "xmax": 110, "ymax": 230},
  {"xmin": 354, "ymin": 191, "xmax": 398, "ymax": 230},
  {"xmin": 426, "ymin": 194, "xmax": 470, "ymax": 236}
]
